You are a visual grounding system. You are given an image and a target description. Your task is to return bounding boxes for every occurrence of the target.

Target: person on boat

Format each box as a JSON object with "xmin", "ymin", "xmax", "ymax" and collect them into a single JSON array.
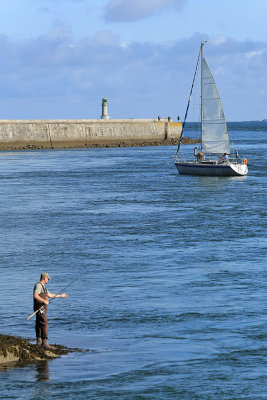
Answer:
[
  {"xmin": 234, "ymin": 149, "xmax": 239, "ymax": 160},
  {"xmin": 33, "ymin": 272, "xmax": 69, "ymax": 349},
  {"xmin": 194, "ymin": 146, "xmax": 199, "ymax": 159},
  {"xmin": 223, "ymin": 153, "xmax": 229, "ymax": 162},
  {"xmin": 196, "ymin": 151, "xmax": 205, "ymax": 161}
]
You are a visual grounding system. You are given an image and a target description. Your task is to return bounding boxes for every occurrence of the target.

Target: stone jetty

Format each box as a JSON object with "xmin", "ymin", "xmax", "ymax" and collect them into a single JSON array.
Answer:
[{"xmin": 0, "ymin": 119, "xmax": 182, "ymax": 150}]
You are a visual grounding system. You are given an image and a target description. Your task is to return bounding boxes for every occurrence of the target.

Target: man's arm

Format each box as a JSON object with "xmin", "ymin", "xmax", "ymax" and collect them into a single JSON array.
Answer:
[
  {"xmin": 48, "ymin": 293, "xmax": 69, "ymax": 299},
  {"xmin": 33, "ymin": 291, "xmax": 49, "ymax": 305}
]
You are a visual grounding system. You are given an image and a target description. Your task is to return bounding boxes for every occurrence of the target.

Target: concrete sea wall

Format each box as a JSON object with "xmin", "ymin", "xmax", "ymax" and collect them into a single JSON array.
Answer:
[{"xmin": 0, "ymin": 119, "xmax": 182, "ymax": 150}]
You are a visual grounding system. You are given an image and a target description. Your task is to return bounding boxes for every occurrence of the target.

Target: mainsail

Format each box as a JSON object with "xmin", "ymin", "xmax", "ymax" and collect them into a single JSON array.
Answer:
[{"xmin": 201, "ymin": 57, "xmax": 230, "ymax": 154}]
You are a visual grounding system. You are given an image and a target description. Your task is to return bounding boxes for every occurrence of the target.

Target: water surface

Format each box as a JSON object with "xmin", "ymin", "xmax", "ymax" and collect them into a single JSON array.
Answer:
[{"xmin": 0, "ymin": 123, "xmax": 266, "ymax": 399}]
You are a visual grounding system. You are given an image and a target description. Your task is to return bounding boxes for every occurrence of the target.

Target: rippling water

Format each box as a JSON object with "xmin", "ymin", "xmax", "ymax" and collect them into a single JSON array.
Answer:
[{"xmin": 0, "ymin": 122, "xmax": 266, "ymax": 399}]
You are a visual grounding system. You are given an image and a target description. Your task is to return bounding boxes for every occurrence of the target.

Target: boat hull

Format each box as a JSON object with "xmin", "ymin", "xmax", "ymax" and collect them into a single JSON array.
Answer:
[{"xmin": 174, "ymin": 161, "xmax": 248, "ymax": 177}]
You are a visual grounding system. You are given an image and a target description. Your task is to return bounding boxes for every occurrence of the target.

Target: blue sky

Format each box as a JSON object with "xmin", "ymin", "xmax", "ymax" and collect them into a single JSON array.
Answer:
[{"xmin": 0, "ymin": 0, "xmax": 266, "ymax": 121}]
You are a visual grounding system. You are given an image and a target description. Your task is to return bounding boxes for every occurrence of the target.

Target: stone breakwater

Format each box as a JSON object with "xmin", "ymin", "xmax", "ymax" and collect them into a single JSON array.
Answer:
[{"xmin": 0, "ymin": 119, "xmax": 182, "ymax": 150}]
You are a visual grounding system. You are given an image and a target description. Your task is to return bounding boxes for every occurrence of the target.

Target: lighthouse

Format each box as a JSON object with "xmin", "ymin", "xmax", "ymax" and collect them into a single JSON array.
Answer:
[{"xmin": 101, "ymin": 97, "xmax": 110, "ymax": 119}]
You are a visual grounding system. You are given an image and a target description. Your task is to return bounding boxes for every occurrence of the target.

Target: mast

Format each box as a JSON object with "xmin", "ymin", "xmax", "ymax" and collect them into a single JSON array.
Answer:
[{"xmin": 200, "ymin": 41, "xmax": 206, "ymax": 150}]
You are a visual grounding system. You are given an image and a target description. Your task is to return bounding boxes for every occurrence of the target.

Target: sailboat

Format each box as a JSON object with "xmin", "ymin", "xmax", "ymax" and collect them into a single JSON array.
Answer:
[{"xmin": 174, "ymin": 42, "xmax": 248, "ymax": 177}]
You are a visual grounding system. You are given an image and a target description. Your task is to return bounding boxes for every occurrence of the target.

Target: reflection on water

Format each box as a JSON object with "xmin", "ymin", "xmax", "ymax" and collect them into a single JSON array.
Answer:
[
  {"xmin": 35, "ymin": 360, "xmax": 50, "ymax": 382},
  {"xmin": 0, "ymin": 360, "xmax": 50, "ymax": 382},
  {"xmin": 0, "ymin": 362, "xmax": 20, "ymax": 373}
]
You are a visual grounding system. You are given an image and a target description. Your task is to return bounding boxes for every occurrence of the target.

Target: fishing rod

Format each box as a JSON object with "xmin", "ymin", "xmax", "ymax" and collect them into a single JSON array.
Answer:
[{"xmin": 26, "ymin": 271, "xmax": 84, "ymax": 321}]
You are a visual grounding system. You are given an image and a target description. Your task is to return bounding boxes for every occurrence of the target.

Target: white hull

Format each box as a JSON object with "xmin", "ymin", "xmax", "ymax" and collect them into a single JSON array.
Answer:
[{"xmin": 175, "ymin": 161, "xmax": 248, "ymax": 177}]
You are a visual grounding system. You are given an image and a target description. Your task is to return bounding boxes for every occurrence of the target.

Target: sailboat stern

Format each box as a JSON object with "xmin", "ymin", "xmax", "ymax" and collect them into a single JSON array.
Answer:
[{"xmin": 229, "ymin": 162, "xmax": 248, "ymax": 176}]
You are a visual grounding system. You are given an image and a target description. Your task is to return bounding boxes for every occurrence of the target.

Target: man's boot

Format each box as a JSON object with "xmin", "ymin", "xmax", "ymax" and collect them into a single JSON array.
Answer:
[
  {"xmin": 36, "ymin": 337, "xmax": 42, "ymax": 347},
  {"xmin": 42, "ymin": 339, "xmax": 56, "ymax": 350}
]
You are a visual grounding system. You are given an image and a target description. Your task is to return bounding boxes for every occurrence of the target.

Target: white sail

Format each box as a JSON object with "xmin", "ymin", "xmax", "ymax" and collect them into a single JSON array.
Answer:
[{"xmin": 201, "ymin": 57, "xmax": 230, "ymax": 154}]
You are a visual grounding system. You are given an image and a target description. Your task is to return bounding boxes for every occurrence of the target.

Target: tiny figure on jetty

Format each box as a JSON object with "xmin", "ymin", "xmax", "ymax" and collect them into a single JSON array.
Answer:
[{"xmin": 33, "ymin": 272, "xmax": 69, "ymax": 349}]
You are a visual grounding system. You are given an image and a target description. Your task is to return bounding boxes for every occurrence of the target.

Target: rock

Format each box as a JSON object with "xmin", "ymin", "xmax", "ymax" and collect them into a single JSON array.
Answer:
[{"xmin": 0, "ymin": 334, "xmax": 88, "ymax": 366}]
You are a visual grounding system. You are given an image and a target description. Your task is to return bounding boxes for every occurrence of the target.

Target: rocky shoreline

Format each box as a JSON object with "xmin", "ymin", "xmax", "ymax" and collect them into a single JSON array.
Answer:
[
  {"xmin": 0, "ymin": 137, "xmax": 198, "ymax": 151},
  {"xmin": 0, "ymin": 334, "xmax": 88, "ymax": 366}
]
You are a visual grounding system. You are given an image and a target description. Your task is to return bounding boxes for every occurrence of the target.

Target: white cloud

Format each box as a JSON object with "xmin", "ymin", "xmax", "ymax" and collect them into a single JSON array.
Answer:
[
  {"xmin": 119, "ymin": 41, "xmax": 130, "ymax": 49},
  {"xmin": 104, "ymin": 0, "xmax": 186, "ymax": 22},
  {"xmin": 211, "ymin": 35, "xmax": 227, "ymax": 46},
  {"xmin": 245, "ymin": 50, "xmax": 263, "ymax": 58}
]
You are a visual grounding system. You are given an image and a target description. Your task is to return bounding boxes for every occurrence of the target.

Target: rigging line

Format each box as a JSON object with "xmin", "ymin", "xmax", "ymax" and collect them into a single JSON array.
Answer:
[
  {"xmin": 26, "ymin": 271, "xmax": 84, "ymax": 321},
  {"xmin": 176, "ymin": 45, "xmax": 202, "ymax": 155}
]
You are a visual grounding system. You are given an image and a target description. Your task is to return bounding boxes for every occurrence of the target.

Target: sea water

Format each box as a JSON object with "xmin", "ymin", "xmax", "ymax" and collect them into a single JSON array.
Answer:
[{"xmin": 0, "ymin": 122, "xmax": 266, "ymax": 399}]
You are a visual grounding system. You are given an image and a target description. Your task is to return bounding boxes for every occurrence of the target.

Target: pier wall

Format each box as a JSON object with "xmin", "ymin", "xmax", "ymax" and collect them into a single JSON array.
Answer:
[{"xmin": 0, "ymin": 119, "xmax": 182, "ymax": 150}]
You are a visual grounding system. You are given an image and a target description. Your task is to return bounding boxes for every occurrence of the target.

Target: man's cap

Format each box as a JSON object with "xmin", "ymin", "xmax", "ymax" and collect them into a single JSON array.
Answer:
[{"xmin": 41, "ymin": 272, "xmax": 51, "ymax": 280}]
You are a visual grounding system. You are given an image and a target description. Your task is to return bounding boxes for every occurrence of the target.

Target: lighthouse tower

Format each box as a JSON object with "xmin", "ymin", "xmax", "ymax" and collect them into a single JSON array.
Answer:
[{"xmin": 101, "ymin": 97, "xmax": 110, "ymax": 119}]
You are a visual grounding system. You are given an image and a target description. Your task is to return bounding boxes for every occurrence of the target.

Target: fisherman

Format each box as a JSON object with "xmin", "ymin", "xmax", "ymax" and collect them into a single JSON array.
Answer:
[{"xmin": 33, "ymin": 272, "xmax": 69, "ymax": 349}]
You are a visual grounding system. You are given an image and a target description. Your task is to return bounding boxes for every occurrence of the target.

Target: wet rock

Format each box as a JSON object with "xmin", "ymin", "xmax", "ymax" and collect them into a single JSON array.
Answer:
[{"xmin": 0, "ymin": 334, "xmax": 87, "ymax": 366}]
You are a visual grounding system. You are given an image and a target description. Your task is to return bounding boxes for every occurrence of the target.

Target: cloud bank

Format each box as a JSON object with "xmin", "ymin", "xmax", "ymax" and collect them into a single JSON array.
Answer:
[
  {"xmin": 104, "ymin": 0, "xmax": 186, "ymax": 22},
  {"xmin": 0, "ymin": 30, "xmax": 266, "ymax": 120}
]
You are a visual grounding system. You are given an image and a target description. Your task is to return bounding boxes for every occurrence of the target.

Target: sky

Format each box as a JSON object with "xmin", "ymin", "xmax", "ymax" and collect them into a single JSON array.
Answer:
[{"xmin": 0, "ymin": 0, "xmax": 266, "ymax": 121}]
